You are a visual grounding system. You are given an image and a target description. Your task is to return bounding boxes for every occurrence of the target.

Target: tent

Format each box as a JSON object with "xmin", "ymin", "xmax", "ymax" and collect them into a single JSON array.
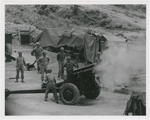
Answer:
[
  {"xmin": 57, "ymin": 29, "xmax": 85, "ymax": 50},
  {"xmin": 33, "ymin": 27, "xmax": 127, "ymax": 63},
  {"xmin": 33, "ymin": 28, "xmax": 66, "ymax": 48}
]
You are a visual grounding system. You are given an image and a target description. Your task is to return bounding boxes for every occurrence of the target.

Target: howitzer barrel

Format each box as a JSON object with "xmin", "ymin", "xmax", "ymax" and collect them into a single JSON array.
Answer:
[
  {"xmin": 5, "ymin": 88, "xmax": 60, "ymax": 99},
  {"xmin": 5, "ymin": 81, "xmax": 64, "ymax": 99},
  {"xmin": 74, "ymin": 64, "xmax": 94, "ymax": 74}
]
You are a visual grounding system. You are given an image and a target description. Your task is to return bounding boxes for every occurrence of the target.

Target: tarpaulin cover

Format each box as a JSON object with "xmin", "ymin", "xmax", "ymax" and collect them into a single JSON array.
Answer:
[
  {"xmin": 84, "ymin": 33, "xmax": 100, "ymax": 63},
  {"xmin": 33, "ymin": 28, "xmax": 66, "ymax": 48},
  {"xmin": 102, "ymin": 33, "xmax": 126, "ymax": 42},
  {"xmin": 124, "ymin": 91, "xmax": 146, "ymax": 115},
  {"xmin": 57, "ymin": 29, "xmax": 84, "ymax": 50}
]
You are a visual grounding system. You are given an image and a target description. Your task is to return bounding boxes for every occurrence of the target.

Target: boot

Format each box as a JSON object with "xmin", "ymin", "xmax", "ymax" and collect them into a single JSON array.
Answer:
[
  {"xmin": 44, "ymin": 98, "xmax": 47, "ymax": 101},
  {"xmin": 15, "ymin": 80, "xmax": 18, "ymax": 82},
  {"xmin": 21, "ymin": 79, "xmax": 25, "ymax": 83}
]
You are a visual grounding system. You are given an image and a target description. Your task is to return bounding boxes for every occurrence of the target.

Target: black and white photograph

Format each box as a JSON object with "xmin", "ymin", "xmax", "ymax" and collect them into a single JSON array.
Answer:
[{"xmin": 3, "ymin": 1, "xmax": 147, "ymax": 116}]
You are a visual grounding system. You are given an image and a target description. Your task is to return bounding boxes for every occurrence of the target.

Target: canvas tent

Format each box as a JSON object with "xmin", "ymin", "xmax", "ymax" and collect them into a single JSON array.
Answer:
[
  {"xmin": 33, "ymin": 28, "xmax": 66, "ymax": 48},
  {"xmin": 57, "ymin": 29, "xmax": 85, "ymax": 50},
  {"xmin": 33, "ymin": 27, "xmax": 127, "ymax": 63}
]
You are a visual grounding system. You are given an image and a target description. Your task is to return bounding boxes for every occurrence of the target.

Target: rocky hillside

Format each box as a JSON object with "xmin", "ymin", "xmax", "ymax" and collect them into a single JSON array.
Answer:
[{"xmin": 5, "ymin": 5, "xmax": 146, "ymax": 41}]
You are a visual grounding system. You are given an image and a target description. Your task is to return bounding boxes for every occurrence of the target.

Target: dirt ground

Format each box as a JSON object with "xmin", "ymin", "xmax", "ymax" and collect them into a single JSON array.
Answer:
[{"xmin": 5, "ymin": 45, "xmax": 146, "ymax": 116}]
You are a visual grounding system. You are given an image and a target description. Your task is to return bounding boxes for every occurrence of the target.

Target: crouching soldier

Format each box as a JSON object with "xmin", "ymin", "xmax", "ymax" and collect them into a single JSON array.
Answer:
[
  {"xmin": 15, "ymin": 51, "xmax": 26, "ymax": 83},
  {"xmin": 44, "ymin": 69, "xmax": 58, "ymax": 103},
  {"xmin": 37, "ymin": 51, "xmax": 49, "ymax": 81}
]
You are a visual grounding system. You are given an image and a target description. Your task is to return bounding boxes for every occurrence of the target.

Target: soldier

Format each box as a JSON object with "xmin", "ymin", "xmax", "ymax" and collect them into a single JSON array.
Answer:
[
  {"xmin": 63, "ymin": 56, "xmax": 78, "ymax": 82},
  {"xmin": 57, "ymin": 47, "xmax": 66, "ymax": 79},
  {"xmin": 30, "ymin": 42, "xmax": 36, "ymax": 49},
  {"xmin": 44, "ymin": 69, "xmax": 58, "ymax": 103},
  {"xmin": 15, "ymin": 51, "xmax": 26, "ymax": 83},
  {"xmin": 94, "ymin": 52, "xmax": 103, "ymax": 87},
  {"xmin": 31, "ymin": 42, "xmax": 43, "ymax": 73},
  {"xmin": 95, "ymin": 52, "xmax": 102, "ymax": 64},
  {"xmin": 37, "ymin": 51, "xmax": 49, "ymax": 81}
]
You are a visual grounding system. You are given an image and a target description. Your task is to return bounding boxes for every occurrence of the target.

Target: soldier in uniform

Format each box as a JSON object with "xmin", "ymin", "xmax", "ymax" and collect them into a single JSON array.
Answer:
[
  {"xmin": 44, "ymin": 69, "xmax": 58, "ymax": 103},
  {"xmin": 57, "ymin": 47, "xmax": 66, "ymax": 79},
  {"xmin": 63, "ymin": 56, "xmax": 78, "ymax": 83},
  {"xmin": 37, "ymin": 51, "xmax": 49, "ymax": 81},
  {"xmin": 94, "ymin": 52, "xmax": 103, "ymax": 87},
  {"xmin": 31, "ymin": 42, "xmax": 43, "ymax": 73},
  {"xmin": 15, "ymin": 51, "xmax": 26, "ymax": 83},
  {"xmin": 95, "ymin": 52, "xmax": 102, "ymax": 64}
]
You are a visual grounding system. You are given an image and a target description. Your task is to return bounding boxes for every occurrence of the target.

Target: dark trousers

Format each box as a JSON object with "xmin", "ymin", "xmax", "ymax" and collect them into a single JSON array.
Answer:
[
  {"xmin": 16, "ymin": 66, "xmax": 24, "ymax": 80},
  {"xmin": 45, "ymin": 83, "xmax": 58, "ymax": 102},
  {"xmin": 58, "ymin": 61, "xmax": 64, "ymax": 78}
]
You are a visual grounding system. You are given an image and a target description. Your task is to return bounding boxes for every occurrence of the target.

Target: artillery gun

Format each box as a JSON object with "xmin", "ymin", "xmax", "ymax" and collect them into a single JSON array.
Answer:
[{"xmin": 5, "ymin": 64, "xmax": 101, "ymax": 105}]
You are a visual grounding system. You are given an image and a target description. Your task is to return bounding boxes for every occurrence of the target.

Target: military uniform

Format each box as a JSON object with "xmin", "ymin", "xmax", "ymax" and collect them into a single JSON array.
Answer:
[
  {"xmin": 16, "ymin": 55, "xmax": 26, "ymax": 82},
  {"xmin": 95, "ymin": 57, "xmax": 102, "ymax": 64},
  {"xmin": 38, "ymin": 56, "xmax": 49, "ymax": 81},
  {"xmin": 31, "ymin": 46, "xmax": 43, "ymax": 72},
  {"xmin": 63, "ymin": 61, "xmax": 76, "ymax": 83},
  {"xmin": 57, "ymin": 52, "xmax": 66, "ymax": 78},
  {"xmin": 44, "ymin": 73, "xmax": 58, "ymax": 103}
]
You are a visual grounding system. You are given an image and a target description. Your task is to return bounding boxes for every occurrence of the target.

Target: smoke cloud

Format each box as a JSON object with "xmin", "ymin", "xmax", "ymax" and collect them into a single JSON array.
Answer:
[{"xmin": 94, "ymin": 41, "xmax": 146, "ymax": 91}]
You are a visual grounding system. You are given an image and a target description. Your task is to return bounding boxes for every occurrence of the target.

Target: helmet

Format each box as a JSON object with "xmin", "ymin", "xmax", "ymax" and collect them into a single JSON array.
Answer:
[
  {"xmin": 18, "ymin": 51, "xmax": 23, "ymax": 54},
  {"xmin": 66, "ymin": 56, "xmax": 71, "ymax": 60},
  {"xmin": 60, "ymin": 47, "xmax": 64, "ymax": 51},
  {"xmin": 47, "ymin": 69, "xmax": 52, "ymax": 73},
  {"xmin": 42, "ymin": 50, "xmax": 47, "ymax": 54},
  {"xmin": 36, "ymin": 42, "xmax": 40, "ymax": 45}
]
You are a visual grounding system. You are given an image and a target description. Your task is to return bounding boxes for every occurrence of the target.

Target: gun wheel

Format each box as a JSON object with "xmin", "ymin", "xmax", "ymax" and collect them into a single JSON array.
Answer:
[
  {"xmin": 84, "ymin": 80, "xmax": 101, "ymax": 99},
  {"xmin": 59, "ymin": 83, "xmax": 80, "ymax": 105}
]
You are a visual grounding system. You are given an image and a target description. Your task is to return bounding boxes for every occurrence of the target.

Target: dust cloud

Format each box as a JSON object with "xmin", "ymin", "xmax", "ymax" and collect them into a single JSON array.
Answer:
[{"xmin": 94, "ymin": 41, "xmax": 146, "ymax": 90}]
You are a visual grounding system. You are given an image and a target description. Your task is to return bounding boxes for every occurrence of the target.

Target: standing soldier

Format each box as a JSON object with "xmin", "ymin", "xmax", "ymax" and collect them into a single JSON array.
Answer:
[
  {"xmin": 37, "ymin": 51, "xmax": 49, "ymax": 81},
  {"xmin": 94, "ymin": 52, "xmax": 103, "ymax": 87},
  {"xmin": 31, "ymin": 42, "xmax": 43, "ymax": 73},
  {"xmin": 63, "ymin": 56, "xmax": 78, "ymax": 83},
  {"xmin": 15, "ymin": 51, "xmax": 26, "ymax": 83},
  {"xmin": 44, "ymin": 69, "xmax": 58, "ymax": 103},
  {"xmin": 95, "ymin": 52, "xmax": 102, "ymax": 65},
  {"xmin": 57, "ymin": 47, "xmax": 66, "ymax": 79}
]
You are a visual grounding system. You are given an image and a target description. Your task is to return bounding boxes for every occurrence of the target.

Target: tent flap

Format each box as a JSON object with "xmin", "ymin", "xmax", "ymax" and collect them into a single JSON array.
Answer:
[{"xmin": 84, "ymin": 33, "xmax": 99, "ymax": 63}]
